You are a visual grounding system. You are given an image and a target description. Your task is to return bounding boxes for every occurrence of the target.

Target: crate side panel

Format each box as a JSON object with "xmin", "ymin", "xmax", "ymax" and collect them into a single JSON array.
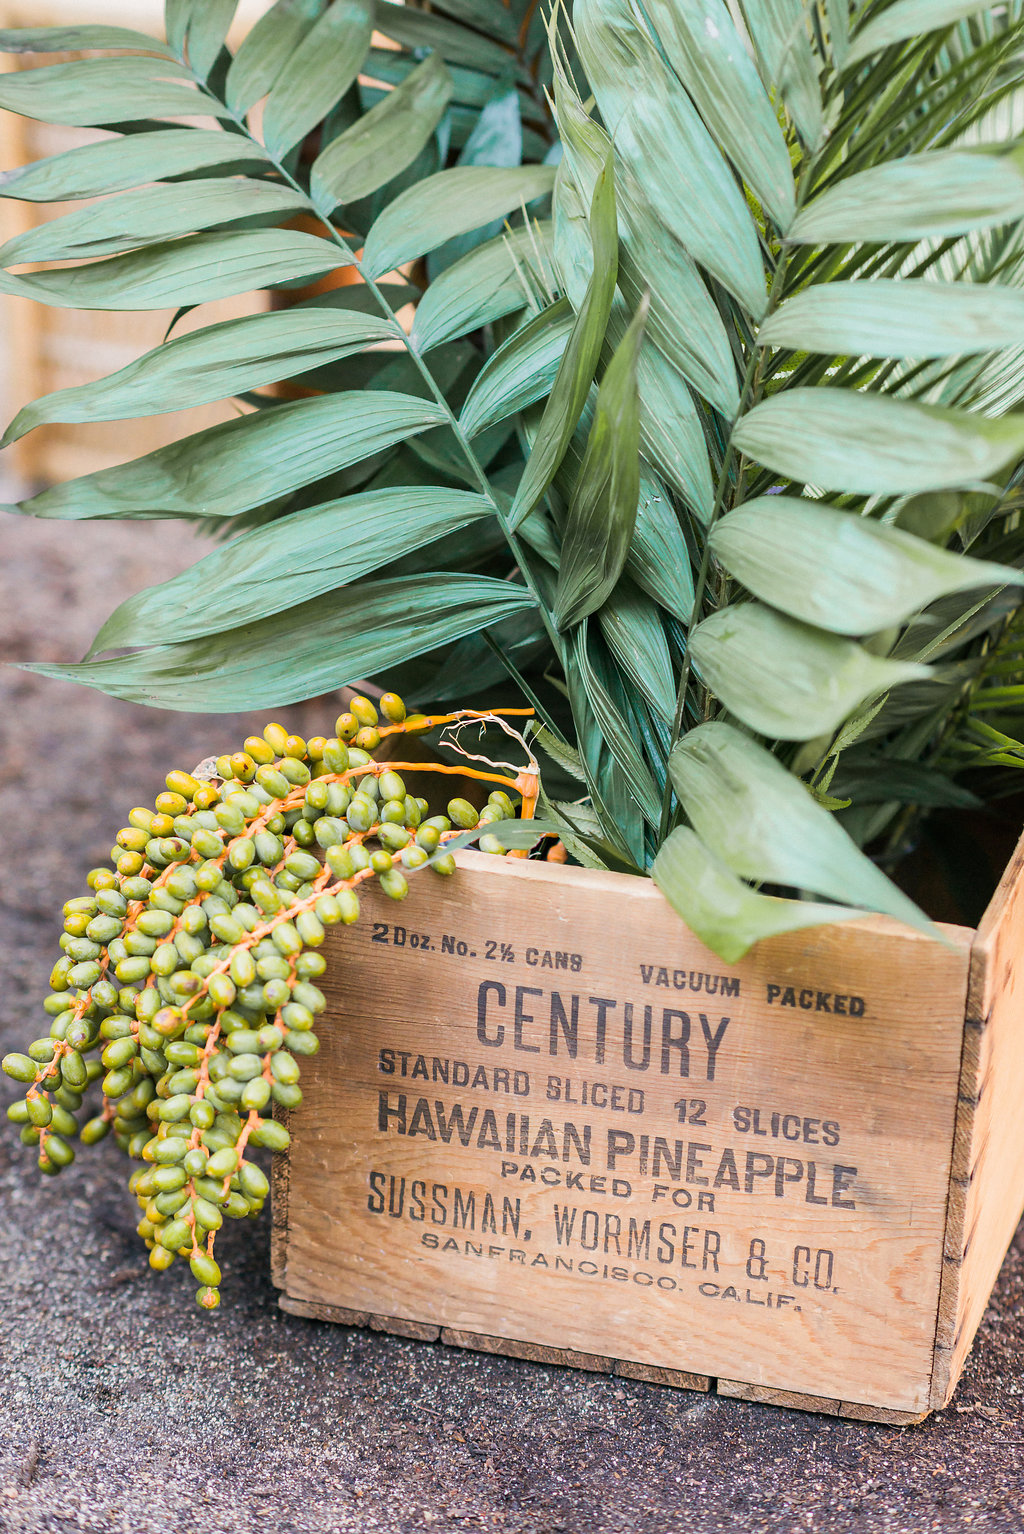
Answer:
[
  {"xmin": 943, "ymin": 832, "xmax": 1024, "ymax": 1397},
  {"xmin": 281, "ymin": 853, "xmax": 970, "ymax": 1415},
  {"xmin": 929, "ymin": 1017, "xmax": 981, "ymax": 1407}
]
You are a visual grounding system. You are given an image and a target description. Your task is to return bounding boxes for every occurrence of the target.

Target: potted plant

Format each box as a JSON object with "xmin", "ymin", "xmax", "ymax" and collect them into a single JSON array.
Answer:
[{"xmin": 4, "ymin": 0, "xmax": 1024, "ymax": 1421}]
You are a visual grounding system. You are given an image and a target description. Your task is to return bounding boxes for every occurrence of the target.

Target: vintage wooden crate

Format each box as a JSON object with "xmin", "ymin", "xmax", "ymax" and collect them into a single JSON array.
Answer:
[{"xmin": 270, "ymin": 832, "xmax": 1024, "ymax": 1424}]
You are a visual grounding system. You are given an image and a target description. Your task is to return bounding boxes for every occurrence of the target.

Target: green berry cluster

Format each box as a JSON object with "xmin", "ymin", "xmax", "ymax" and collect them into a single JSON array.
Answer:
[{"xmin": 3, "ymin": 693, "xmax": 525, "ymax": 1310}]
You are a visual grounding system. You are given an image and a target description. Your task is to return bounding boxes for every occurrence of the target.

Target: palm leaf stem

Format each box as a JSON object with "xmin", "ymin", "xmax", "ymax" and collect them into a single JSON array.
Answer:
[
  {"xmin": 480, "ymin": 628, "xmax": 570, "ymax": 742},
  {"xmin": 928, "ymin": 42, "xmax": 1020, "ymax": 146},
  {"xmin": 828, "ymin": 33, "xmax": 1002, "ymax": 183},
  {"xmin": 656, "ymin": 267, "xmax": 785, "ymax": 841},
  {"xmin": 880, "ymin": 613, "xmax": 1020, "ymax": 861},
  {"xmin": 816, "ymin": 36, "xmax": 944, "ymax": 185}
]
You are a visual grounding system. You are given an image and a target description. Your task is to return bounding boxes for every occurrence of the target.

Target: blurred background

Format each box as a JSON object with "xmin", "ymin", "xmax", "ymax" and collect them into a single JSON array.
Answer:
[
  {"xmin": 0, "ymin": 0, "xmax": 392, "ymax": 731},
  {"xmin": 0, "ymin": 0, "xmax": 284, "ymax": 495},
  {"xmin": 0, "ymin": 1, "xmax": 303, "ymax": 774},
  {"xmin": 0, "ymin": 0, "xmax": 342, "ymax": 824}
]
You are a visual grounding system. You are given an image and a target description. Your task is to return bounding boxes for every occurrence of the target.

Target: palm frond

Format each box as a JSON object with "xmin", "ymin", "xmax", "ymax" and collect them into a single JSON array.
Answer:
[{"xmin": 3, "ymin": 0, "xmax": 1024, "ymax": 958}]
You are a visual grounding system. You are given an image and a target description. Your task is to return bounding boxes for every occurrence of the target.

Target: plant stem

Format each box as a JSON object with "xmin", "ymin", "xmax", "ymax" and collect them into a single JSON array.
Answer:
[
  {"xmin": 653, "ymin": 109, "xmax": 833, "ymax": 844},
  {"xmin": 190, "ymin": 70, "xmax": 563, "ymax": 664},
  {"xmin": 480, "ymin": 630, "xmax": 570, "ymax": 742},
  {"xmin": 656, "ymin": 255, "xmax": 789, "ymax": 843}
]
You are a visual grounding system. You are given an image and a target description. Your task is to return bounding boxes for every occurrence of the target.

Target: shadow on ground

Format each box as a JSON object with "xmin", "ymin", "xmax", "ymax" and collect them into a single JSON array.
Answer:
[{"xmin": 1, "ymin": 517, "xmax": 1023, "ymax": 1534}]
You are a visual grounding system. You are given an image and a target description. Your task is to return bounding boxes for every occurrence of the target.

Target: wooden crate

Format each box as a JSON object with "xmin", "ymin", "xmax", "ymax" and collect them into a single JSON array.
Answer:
[{"xmin": 271, "ymin": 835, "xmax": 1024, "ymax": 1424}]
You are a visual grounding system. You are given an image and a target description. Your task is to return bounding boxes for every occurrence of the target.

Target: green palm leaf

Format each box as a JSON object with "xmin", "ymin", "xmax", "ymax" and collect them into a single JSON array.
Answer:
[
  {"xmin": 24, "ymin": 575, "xmax": 538, "ymax": 711},
  {"xmin": 4, "ymin": 0, "xmax": 1024, "ymax": 961}
]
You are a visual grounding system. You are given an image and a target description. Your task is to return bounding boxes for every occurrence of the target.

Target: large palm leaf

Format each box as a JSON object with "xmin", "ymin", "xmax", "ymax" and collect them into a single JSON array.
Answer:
[{"xmin": 4, "ymin": 0, "xmax": 1024, "ymax": 959}]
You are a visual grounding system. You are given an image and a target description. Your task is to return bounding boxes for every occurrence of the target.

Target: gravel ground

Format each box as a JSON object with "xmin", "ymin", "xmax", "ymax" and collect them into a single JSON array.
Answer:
[{"xmin": 2, "ymin": 512, "xmax": 1024, "ymax": 1534}]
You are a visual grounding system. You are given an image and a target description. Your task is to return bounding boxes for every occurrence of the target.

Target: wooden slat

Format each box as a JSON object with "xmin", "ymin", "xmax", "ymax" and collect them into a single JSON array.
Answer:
[
  {"xmin": 0, "ymin": 38, "xmax": 40, "ymax": 462},
  {"xmin": 932, "ymin": 828, "xmax": 1024, "ymax": 1406},
  {"xmin": 276, "ymin": 1295, "xmax": 932, "ymax": 1419},
  {"xmin": 0, "ymin": 0, "xmax": 273, "ymax": 33},
  {"xmin": 277, "ymin": 1300, "xmax": 711, "ymax": 1390},
  {"xmin": 370, "ymin": 1314, "xmax": 440, "ymax": 1341},
  {"xmin": 280, "ymin": 1297, "xmax": 440, "ymax": 1339},
  {"xmin": 0, "ymin": 0, "xmax": 275, "ymax": 485},
  {"xmin": 615, "ymin": 1360, "xmax": 710, "ymax": 1391},
  {"xmin": 718, "ymin": 1379, "xmax": 840, "ymax": 1415},
  {"xmin": 280, "ymin": 1296, "xmax": 370, "ymax": 1327},
  {"xmin": 718, "ymin": 1379, "xmax": 927, "ymax": 1425},
  {"xmin": 929, "ymin": 1017, "xmax": 982, "ymax": 1406},
  {"xmin": 442, "ymin": 1330, "xmax": 614, "ymax": 1375},
  {"xmin": 838, "ymin": 1401, "xmax": 929, "ymax": 1426}
]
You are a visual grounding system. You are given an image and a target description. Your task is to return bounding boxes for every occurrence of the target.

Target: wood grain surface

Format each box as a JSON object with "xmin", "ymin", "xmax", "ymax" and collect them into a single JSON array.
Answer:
[
  {"xmin": 933, "ymin": 829, "xmax": 1024, "ymax": 1406},
  {"xmin": 276, "ymin": 851, "xmax": 974, "ymax": 1415}
]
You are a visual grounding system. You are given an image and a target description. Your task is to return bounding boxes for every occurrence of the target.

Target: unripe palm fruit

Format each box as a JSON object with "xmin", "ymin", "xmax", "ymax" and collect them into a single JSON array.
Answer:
[
  {"xmin": 346, "ymin": 795, "xmax": 375, "ymax": 834},
  {"xmin": 46, "ymin": 1136, "xmax": 75, "ymax": 1168},
  {"xmin": 244, "ymin": 736, "xmax": 275, "ymax": 765},
  {"xmin": 326, "ymin": 845, "xmax": 356, "ymax": 881},
  {"xmin": 27, "ymin": 1096, "xmax": 52, "ymax": 1128},
  {"xmin": 262, "ymin": 721, "xmax": 289, "ymax": 753},
  {"xmin": 380, "ymin": 870, "xmax": 410, "ymax": 901},
  {"xmin": 279, "ymin": 758, "xmax": 310, "ymax": 787},
  {"xmin": 448, "ymin": 798, "xmax": 479, "ymax": 830},
  {"xmin": 249, "ymin": 1119, "xmax": 290, "ymax": 1152},
  {"xmin": 296, "ymin": 911, "xmax": 325, "ymax": 947},
  {"xmin": 232, "ymin": 752, "xmax": 259, "ymax": 783},
  {"xmin": 322, "ymin": 739, "xmax": 349, "ymax": 774},
  {"xmin": 379, "ymin": 771, "xmax": 406, "ymax": 802},
  {"xmin": 349, "ymin": 695, "xmax": 378, "ymax": 727},
  {"xmin": 304, "ymin": 780, "xmax": 330, "ymax": 813},
  {"xmin": 379, "ymin": 824, "xmax": 411, "ymax": 852},
  {"xmin": 10, "ymin": 700, "xmax": 527, "ymax": 1313},
  {"xmin": 3, "ymin": 1054, "xmax": 38, "ymax": 1084},
  {"xmin": 255, "ymin": 765, "xmax": 290, "ymax": 799},
  {"xmin": 165, "ymin": 771, "xmax": 201, "ymax": 800}
]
